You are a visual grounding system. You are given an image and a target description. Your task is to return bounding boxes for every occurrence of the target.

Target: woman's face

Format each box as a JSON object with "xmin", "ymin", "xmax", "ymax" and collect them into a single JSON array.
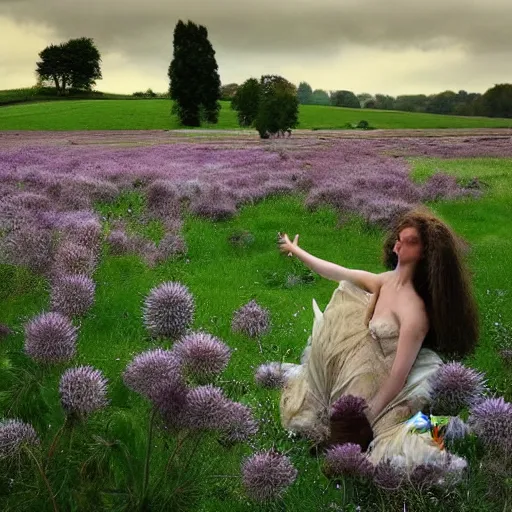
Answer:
[{"xmin": 393, "ymin": 226, "xmax": 423, "ymax": 264}]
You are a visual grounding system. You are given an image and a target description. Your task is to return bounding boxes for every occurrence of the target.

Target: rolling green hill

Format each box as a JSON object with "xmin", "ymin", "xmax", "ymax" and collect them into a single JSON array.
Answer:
[
  {"xmin": 0, "ymin": 87, "xmax": 135, "ymax": 106},
  {"xmin": 1, "ymin": 97, "xmax": 511, "ymax": 130}
]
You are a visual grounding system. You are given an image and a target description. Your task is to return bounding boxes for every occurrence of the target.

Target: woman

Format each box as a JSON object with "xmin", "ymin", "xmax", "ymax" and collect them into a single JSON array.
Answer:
[{"xmin": 276, "ymin": 206, "xmax": 479, "ymax": 470}]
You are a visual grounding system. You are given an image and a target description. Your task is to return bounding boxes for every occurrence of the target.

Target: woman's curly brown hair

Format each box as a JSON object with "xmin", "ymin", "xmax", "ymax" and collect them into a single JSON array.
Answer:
[{"xmin": 382, "ymin": 206, "xmax": 479, "ymax": 359}]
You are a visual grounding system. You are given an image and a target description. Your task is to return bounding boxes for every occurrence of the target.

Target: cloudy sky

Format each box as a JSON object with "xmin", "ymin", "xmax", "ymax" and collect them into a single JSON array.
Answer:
[{"xmin": 1, "ymin": 0, "xmax": 511, "ymax": 96}]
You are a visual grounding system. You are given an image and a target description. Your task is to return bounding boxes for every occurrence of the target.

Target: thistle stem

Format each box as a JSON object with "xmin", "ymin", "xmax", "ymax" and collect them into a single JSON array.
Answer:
[
  {"xmin": 165, "ymin": 431, "xmax": 190, "ymax": 473},
  {"xmin": 206, "ymin": 474, "xmax": 239, "ymax": 479},
  {"xmin": 47, "ymin": 419, "xmax": 68, "ymax": 461},
  {"xmin": 25, "ymin": 446, "xmax": 59, "ymax": 512},
  {"xmin": 141, "ymin": 408, "xmax": 156, "ymax": 507},
  {"xmin": 68, "ymin": 423, "xmax": 75, "ymax": 452},
  {"xmin": 182, "ymin": 432, "xmax": 203, "ymax": 474}
]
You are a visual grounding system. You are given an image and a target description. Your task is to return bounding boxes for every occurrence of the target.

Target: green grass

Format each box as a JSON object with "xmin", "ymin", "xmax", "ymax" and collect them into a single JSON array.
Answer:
[
  {"xmin": 0, "ymin": 87, "xmax": 136, "ymax": 107},
  {"xmin": 410, "ymin": 157, "xmax": 512, "ymax": 397},
  {"xmin": 1, "ymin": 98, "xmax": 512, "ymax": 130},
  {"xmin": 301, "ymin": 105, "xmax": 512, "ymax": 130},
  {"xmin": 1, "ymin": 158, "xmax": 512, "ymax": 510}
]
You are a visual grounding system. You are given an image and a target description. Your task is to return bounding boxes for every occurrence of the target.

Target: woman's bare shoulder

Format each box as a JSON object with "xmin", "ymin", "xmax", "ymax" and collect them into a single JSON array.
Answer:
[
  {"xmin": 397, "ymin": 289, "xmax": 428, "ymax": 325},
  {"xmin": 377, "ymin": 271, "xmax": 394, "ymax": 284}
]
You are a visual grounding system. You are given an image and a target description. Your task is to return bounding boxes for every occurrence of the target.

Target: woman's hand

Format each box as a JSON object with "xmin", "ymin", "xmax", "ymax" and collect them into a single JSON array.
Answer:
[{"xmin": 277, "ymin": 232, "xmax": 299, "ymax": 257}]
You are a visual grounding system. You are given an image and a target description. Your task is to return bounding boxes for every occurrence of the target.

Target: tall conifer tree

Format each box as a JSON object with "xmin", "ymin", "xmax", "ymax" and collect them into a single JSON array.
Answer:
[{"xmin": 169, "ymin": 20, "xmax": 221, "ymax": 126}]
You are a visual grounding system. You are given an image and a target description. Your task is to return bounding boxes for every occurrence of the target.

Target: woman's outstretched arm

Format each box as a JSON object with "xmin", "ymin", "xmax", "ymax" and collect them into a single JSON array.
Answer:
[{"xmin": 277, "ymin": 232, "xmax": 382, "ymax": 293}]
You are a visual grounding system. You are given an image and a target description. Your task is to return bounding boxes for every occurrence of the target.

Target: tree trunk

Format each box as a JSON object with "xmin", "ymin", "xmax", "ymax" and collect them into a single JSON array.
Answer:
[{"xmin": 52, "ymin": 75, "xmax": 61, "ymax": 95}]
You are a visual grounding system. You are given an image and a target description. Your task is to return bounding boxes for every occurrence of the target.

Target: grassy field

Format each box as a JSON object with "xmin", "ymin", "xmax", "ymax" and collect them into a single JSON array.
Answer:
[
  {"xmin": 410, "ymin": 158, "xmax": 512, "ymax": 396},
  {"xmin": 1, "ymin": 98, "xmax": 512, "ymax": 130},
  {"xmin": 0, "ymin": 87, "xmax": 135, "ymax": 106},
  {"xmin": 1, "ymin": 155, "xmax": 511, "ymax": 511}
]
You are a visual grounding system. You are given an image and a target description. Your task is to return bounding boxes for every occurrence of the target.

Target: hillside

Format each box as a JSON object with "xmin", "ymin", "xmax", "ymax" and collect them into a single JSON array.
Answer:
[{"xmin": 1, "ymin": 97, "xmax": 512, "ymax": 130}]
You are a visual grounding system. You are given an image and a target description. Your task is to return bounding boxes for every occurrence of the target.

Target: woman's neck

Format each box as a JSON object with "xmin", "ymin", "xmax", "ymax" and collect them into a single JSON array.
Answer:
[{"xmin": 392, "ymin": 262, "xmax": 416, "ymax": 288}]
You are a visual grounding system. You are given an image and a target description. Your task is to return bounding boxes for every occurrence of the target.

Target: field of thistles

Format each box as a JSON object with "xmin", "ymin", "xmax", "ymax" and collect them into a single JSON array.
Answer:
[{"xmin": 0, "ymin": 131, "xmax": 511, "ymax": 512}]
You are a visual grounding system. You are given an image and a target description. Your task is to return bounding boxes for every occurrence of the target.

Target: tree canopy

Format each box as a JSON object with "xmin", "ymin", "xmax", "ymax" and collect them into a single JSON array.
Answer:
[
  {"xmin": 36, "ymin": 37, "xmax": 102, "ymax": 94},
  {"xmin": 254, "ymin": 75, "xmax": 299, "ymax": 138},
  {"xmin": 168, "ymin": 20, "xmax": 221, "ymax": 126}
]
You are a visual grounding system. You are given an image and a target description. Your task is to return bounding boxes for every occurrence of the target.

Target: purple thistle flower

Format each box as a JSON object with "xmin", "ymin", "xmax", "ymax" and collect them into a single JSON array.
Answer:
[
  {"xmin": 420, "ymin": 173, "xmax": 463, "ymax": 202},
  {"xmin": 146, "ymin": 179, "xmax": 180, "ymax": 218},
  {"xmin": 445, "ymin": 454, "xmax": 468, "ymax": 474},
  {"xmin": 242, "ymin": 450, "xmax": 298, "ymax": 502},
  {"xmin": 331, "ymin": 395, "xmax": 368, "ymax": 421},
  {"xmin": 305, "ymin": 186, "xmax": 352, "ymax": 212},
  {"xmin": 373, "ymin": 459, "xmax": 405, "ymax": 491},
  {"xmin": 71, "ymin": 176, "xmax": 119, "ymax": 203},
  {"xmin": 143, "ymin": 282, "xmax": 195, "ymax": 339},
  {"xmin": 176, "ymin": 179, "xmax": 203, "ymax": 201},
  {"xmin": 220, "ymin": 401, "xmax": 259, "ymax": 443},
  {"xmin": 62, "ymin": 218, "xmax": 102, "ymax": 251},
  {"xmin": 429, "ymin": 362, "xmax": 486, "ymax": 415},
  {"xmin": 145, "ymin": 253, "xmax": 161, "ymax": 269},
  {"xmin": 53, "ymin": 241, "xmax": 97, "ymax": 277},
  {"xmin": 254, "ymin": 362, "xmax": 285, "ymax": 389},
  {"xmin": 480, "ymin": 457, "xmax": 511, "ymax": 485},
  {"xmin": 0, "ymin": 323, "xmax": 12, "ymax": 339},
  {"xmin": 261, "ymin": 179, "xmax": 294, "ymax": 196},
  {"xmin": 59, "ymin": 366, "xmax": 109, "ymax": 418},
  {"xmin": 360, "ymin": 198, "xmax": 413, "ymax": 229},
  {"xmin": 408, "ymin": 463, "xmax": 445, "ymax": 489},
  {"xmin": 123, "ymin": 348, "xmax": 182, "ymax": 399},
  {"xmin": 499, "ymin": 349, "xmax": 512, "ymax": 365},
  {"xmin": 0, "ymin": 419, "xmax": 40, "ymax": 458},
  {"xmin": 232, "ymin": 299, "xmax": 270, "ymax": 338},
  {"xmin": 189, "ymin": 185, "xmax": 237, "ymax": 221},
  {"xmin": 141, "ymin": 241, "xmax": 160, "ymax": 268},
  {"xmin": 3, "ymin": 227, "xmax": 54, "ymax": 274},
  {"xmin": 2, "ymin": 135, "xmax": 511, "ymax": 241},
  {"xmin": 127, "ymin": 235, "xmax": 160, "ymax": 267},
  {"xmin": 404, "ymin": 453, "xmax": 467, "ymax": 489},
  {"xmin": 326, "ymin": 396, "xmax": 374, "ymax": 450},
  {"xmin": 48, "ymin": 181, "xmax": 92, "ymax": 210},
  {"xmin": 173, "ymin": 331, "xmax": 231, "ymax": 381},
  {"xmin": 150, "ymin": 378, "xmax": 189, "ymax": 430},
  {"xmin": 50, "ymin": 274, "xmax": 95, "ymax": 318},
  {"xmin": 323, "ymin": 443, "xmax": 374, "ymax": 479},
  {"xmin": 107, "ymin": 229, "xmax": 130, "ymax": 255},
  {"xmin": 0, "ymin": 200, "xmax": 29, "ymax": 232},
  {"xmin": 127, "ymin": 234, "xmax": 151, "ymax": 254},
  {"xmin": 468, "ymin": 397, "xmax": 512, "ymax": 453},
  {"xmin": 24, "ymin": 311, "xmax": 77, "ymax": 363},
  {"xmin": 183, "ymin": 385, "xmax": 230, "ymax": 431},
  {"xmin": 45, "ymin": 210, "xmax": 98, "ymax": 232},
  {"xmin": 444, "ymin": 416, "xmax": 471, "ymax": 443},
  {"xmin": 163, "ymin": 217, "xmax": 183, "ymax": 234},
  {"xmin": 51, "ymin": 176, "xmax": 117, "ymax": 206},
  {"xmin": 9, "ymin": 191, "xmax": 51, "ymax": 211},
  {"xmin": 157, "ymin": 233, "xmax": 187, "ymax": 261}
]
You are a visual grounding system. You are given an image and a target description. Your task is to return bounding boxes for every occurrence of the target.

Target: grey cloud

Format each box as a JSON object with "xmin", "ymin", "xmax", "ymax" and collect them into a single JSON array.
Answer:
[{"xmin": 1, "ymin": 0, "xmax": 512, "ymax": 61}]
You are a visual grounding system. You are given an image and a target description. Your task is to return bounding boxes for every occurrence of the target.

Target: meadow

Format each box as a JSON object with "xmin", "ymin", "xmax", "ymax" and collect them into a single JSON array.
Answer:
[
  {"xmin": 2, "ymin": 96, "xmax": 512, "ymax": 130},
  {"xmin": 0, "ymin": 131, "xmax": 511, "ymax": 511},
  {"xmin": 0, "ymin": 88, "xmax": 134, "ymax": 107}
]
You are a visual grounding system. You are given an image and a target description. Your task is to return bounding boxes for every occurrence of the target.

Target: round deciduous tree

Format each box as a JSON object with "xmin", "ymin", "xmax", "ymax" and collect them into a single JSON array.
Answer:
[
  {"xmin": 254, "ymin": 75, "xmax": 299, "ymax": 139},
  {"xmin": 231, "ymin": 78, "xmax": 261, "ymax": 127},
  {"xmin": 297, "ymin": 82, "xmax": 313, "ymax": 105}
]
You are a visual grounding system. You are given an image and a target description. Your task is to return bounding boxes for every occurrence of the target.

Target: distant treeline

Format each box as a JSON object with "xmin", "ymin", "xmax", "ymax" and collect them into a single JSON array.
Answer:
[
  {"xmin": 221, "ymin": 82, "xmax": 512, "ymax": 118},
  {"xmin": 6, "ymin": 27, "xmax": 512, "ymax": 120}
]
